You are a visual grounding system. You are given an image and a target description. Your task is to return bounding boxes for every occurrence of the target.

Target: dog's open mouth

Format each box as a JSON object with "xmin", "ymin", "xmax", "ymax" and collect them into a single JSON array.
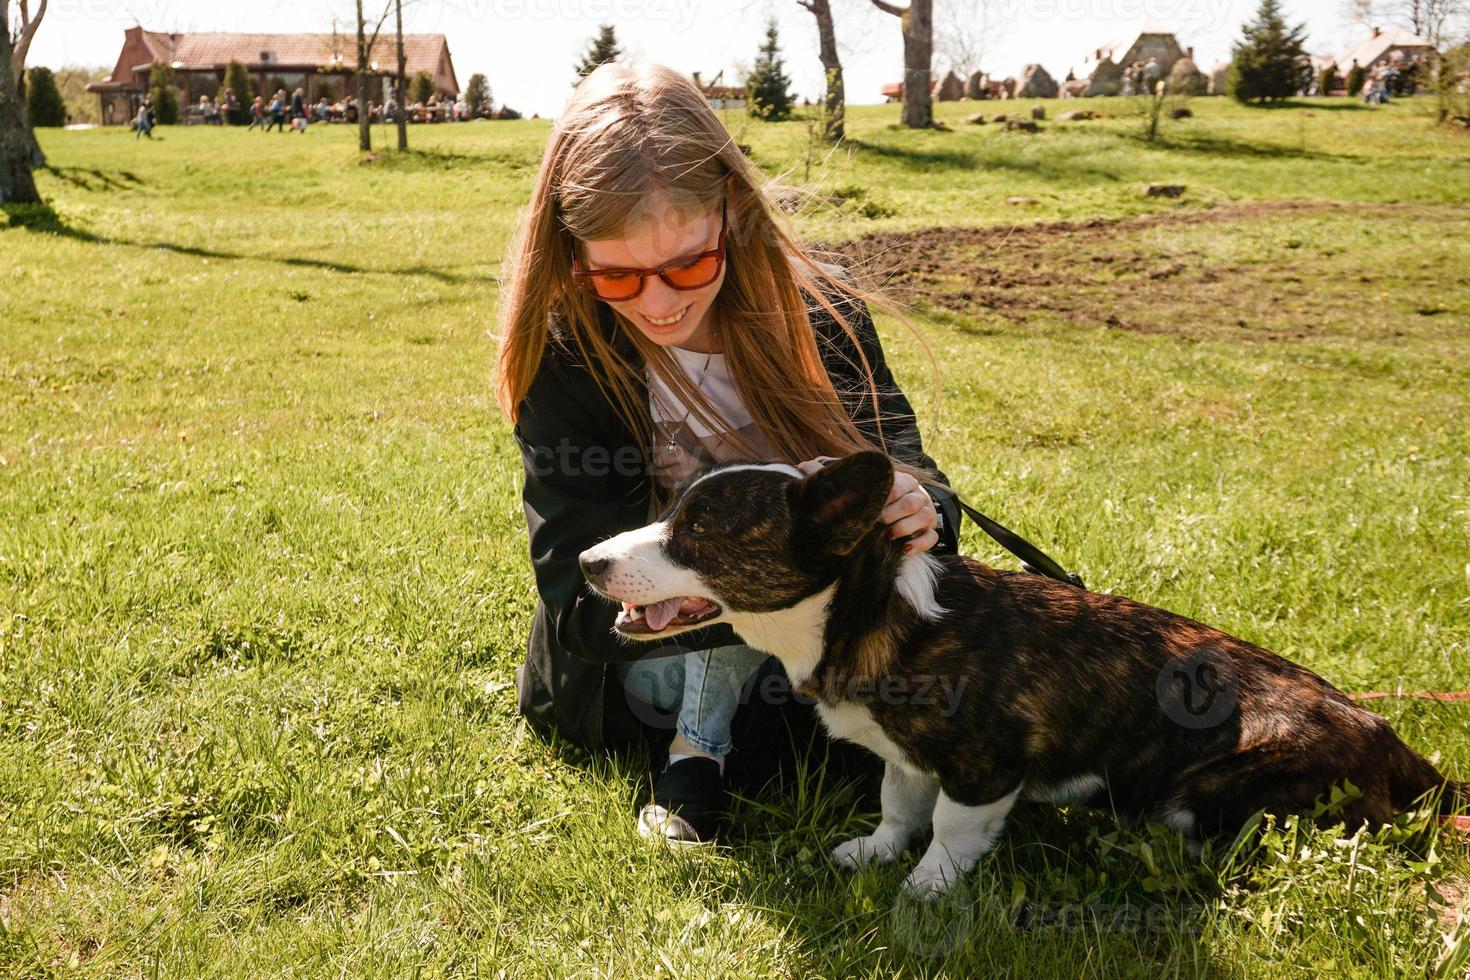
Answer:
[{"xmin": 615, "ymin": 597, "xmax": 722, "ymax": 636}]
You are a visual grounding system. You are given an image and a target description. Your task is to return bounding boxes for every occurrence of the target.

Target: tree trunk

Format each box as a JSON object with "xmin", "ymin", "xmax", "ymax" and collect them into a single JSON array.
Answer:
[
  {"xmin": 900, "ymin": 0, "xmax": 933, "ymax": 129},
  {"xmin": 356, "ymin": 0, "xmax": 372, "ymax": 152},
  {"xmin": 802, "ymin": 0, "xmax": 845, "ymax": 142},
  {"xmin": 871, "ymin": 0, "xmax": 934, "ymax": 129},
  {"xmin": 395, "ymin": 0, "xmax": 407, "ymax": 151},
  {"xmin": 0, "ymin": 22, "xmax": 41, "ymax": 204},
  {"xmin": 357, "ymin": 72, "xmax": 371, "ymax": 152}
]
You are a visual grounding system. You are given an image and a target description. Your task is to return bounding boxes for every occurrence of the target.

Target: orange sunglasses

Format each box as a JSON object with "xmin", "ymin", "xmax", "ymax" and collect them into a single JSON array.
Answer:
[{"xmin": 570, "ymin": 207, "xmax": 728, "ymax": 302}]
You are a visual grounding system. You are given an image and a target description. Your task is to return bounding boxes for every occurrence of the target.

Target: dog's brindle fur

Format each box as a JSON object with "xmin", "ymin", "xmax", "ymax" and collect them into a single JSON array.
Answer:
[{"xmin": 579, "ymin": 452, "xmax": 1466, "ymax": 897}]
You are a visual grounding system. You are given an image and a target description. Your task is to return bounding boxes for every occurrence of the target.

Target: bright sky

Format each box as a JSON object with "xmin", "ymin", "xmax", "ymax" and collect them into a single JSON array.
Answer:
[{"xmin": 31, "ymin": 0, "xmax": 1365, "ymax": 118}]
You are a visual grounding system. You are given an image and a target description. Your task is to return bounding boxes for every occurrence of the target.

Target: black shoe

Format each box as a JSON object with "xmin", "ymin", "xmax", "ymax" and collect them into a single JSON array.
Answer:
[{"xmin": 637, "ymin": 756, "xmax": 724, "ymax": 845}]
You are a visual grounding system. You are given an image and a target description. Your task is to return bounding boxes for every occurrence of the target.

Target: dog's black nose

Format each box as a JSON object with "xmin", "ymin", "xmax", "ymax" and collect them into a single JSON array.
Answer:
[{"xmin": 580, "ymin": 555, "xmax": 610, "ymax": 582}]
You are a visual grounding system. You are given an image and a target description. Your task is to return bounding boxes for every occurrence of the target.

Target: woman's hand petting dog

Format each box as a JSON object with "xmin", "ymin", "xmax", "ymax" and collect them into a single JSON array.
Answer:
[{"xmin": 796, "ymin": 457, "xmax": 939, "ymax": 555}]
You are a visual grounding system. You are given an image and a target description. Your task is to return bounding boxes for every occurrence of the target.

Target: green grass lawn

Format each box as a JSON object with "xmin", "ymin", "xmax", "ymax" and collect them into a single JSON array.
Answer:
[{"xmin": 3, "ymin": 96, "xmax": 1469, "ymax": 977}]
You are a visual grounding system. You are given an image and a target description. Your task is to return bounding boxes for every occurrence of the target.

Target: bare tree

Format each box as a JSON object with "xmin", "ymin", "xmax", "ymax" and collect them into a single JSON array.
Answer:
[
  {"xmin": 870, "ymin": 0, "xmax": 934, "ymax": 128},
  {"xmin": 1, "ymin": 0, "xmax": 47, "ymax": 204},
  {"xmin": 1347, "ymin": 0, "xmax": 1470, "ymax": 46},
  {"xmin": 797, "ymin": 0, "xmax": 845, "ymax": 141},
  {"xmin": 935, "ymin": 0, "xmax": 1007, "ymax": 79},
  {"xmin": 355, "ymin": 0, "xmax": 393, "ymax": 153}
]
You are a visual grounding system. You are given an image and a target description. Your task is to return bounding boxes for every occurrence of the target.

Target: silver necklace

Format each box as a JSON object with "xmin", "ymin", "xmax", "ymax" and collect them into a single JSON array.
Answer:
[{"xmin": 652, "ymin": 344, "xmax": 718, "ymax": 456}]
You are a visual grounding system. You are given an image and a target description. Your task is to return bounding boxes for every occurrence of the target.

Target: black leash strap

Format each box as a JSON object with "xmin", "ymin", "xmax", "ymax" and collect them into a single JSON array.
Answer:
[{"xmin": 951, "ymin": 495, "xmax": 1086, "ymax": 590}]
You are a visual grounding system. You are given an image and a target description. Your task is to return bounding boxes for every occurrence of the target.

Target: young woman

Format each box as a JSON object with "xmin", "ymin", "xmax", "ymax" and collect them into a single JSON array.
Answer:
[{"xmin": 496, "ymin": 63, "xmax": 962, "ymax": 844}]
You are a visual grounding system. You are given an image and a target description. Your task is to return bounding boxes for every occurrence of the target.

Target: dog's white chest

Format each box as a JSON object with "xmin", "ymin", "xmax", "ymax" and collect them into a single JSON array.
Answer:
[{"xmin": 816, "ymin": 701, "xmax": 919, "ymax": 772}]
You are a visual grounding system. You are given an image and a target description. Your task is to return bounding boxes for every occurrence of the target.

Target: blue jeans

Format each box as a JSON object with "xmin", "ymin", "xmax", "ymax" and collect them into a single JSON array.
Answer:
[{"xmin": 615, "ymin": 645, "xmax": 779, "ymax": 757}]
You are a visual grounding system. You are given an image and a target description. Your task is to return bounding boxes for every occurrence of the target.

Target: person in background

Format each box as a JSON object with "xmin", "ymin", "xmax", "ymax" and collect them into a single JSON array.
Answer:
[
  {"xmin": 133, "ymin": 95, "xmax": 154, "ymax": 139},
  {"xmin": 265, "ymin": 90, "xmax": 287, "ymax": 132},
  {"xmin": 1142, "ymin": 56, "xmax": 1162, "ymax": 90},
  {"xmin": 290, "ymin": 87, "xmax": 308, "ymax": 132},
  {"xmin": 247, "ymin": 95, "xmax": 266, "ymax": 131}
]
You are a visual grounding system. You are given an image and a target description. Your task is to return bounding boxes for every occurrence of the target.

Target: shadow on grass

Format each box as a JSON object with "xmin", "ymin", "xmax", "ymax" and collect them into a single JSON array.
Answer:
[
  {"xmin": 846, "ymin": 136, "xmax": 1125, "ymax": 184},
  {"xmin": 1253, "ymin": 98, "xmax": 1375, "ymax": 113},
  {"xmin": 2, "ymin": 201, "xmax": 103, "ymax": 241},
  {"xmin": 846, "ymin": 136, "xmax": 980, "ymax": 171},
  {"xmin": 2, "ymin": 200, "xmax": 488, "ymax": 285},
  {"xmin": 1159, "ymin": 132, "xmax": 1359, "ymax": 161},
  {"xmin": 362, "ymin": 145, "xmax": 537, "ymax": 172},
  {"xmin": 44, "ymin": 165, "xmax": 147, "ymax": 192}
]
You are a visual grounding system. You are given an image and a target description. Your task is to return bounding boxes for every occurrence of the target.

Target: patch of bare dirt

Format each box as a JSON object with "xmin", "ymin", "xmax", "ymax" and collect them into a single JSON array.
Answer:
[{"xmin": 820, "ymin": 202, "xmax": 1469, "ymax": 343}]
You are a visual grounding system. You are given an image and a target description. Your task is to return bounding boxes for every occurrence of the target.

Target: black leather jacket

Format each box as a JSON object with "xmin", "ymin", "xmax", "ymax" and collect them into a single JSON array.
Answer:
[{"xmin": 512, "ymin": 292, "xmax": 961, "ymax": 753}]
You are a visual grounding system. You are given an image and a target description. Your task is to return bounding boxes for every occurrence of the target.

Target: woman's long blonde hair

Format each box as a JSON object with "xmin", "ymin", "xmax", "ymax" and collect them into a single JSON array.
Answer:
[{"xmin": 494, "ymin": 62, "xmax": 933, "ymax": 492}]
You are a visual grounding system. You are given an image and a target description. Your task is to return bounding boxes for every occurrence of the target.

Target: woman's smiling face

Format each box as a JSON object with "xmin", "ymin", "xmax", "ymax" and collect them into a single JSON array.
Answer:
[{"xmin": 577, "ymin": 195, "xmax": 727, "ymax": 353}]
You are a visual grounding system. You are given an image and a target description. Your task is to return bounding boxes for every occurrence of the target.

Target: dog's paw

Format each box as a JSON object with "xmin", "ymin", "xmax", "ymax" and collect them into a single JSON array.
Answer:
[
  {"xmin": 832, "ymin": 834, "xmax": 902, "ymax": 869},
  {"xmin": 901, "ymin": 861, "xmax": 963, "ymax": 899}
]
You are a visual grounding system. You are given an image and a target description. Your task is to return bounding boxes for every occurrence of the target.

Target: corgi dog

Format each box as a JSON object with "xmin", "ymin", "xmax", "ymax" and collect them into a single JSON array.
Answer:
[{"xmin": 578, "ymin": 452, "xmax": 1465, "ymax": 897}]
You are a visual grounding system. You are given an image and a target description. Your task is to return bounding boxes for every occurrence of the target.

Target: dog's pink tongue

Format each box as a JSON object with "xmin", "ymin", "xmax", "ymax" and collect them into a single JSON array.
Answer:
[{"xmin": 645, "ymin": 598, "xmax": 684, "ymax": 632}]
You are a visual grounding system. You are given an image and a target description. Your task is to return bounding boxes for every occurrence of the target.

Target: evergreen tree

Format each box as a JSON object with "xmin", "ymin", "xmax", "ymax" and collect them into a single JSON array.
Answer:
[
  {"xmin": 1318, "ymin": 64, "xmax": 1339, "ymax": 96},
  {"xmin": 411, "ymin": 70, "xmax": 435, "ymax": 104},
  {"xmin": 1227, "ymin": 0, "xmax": 1312, "ymax": 105},
  {"xmin": 220, "ymin": 60, "xmax": 254, "ymax": 123},
  {"xmin": 1346, "ymin": 61, "xmax": 1367, "ymax": 98},
  {"xmin": 746, "ymin": 18, "xmax": 794, "ymax": 121},
  {"xmin": 25, "ymin": 66, "xmax": 65, "ymax": 127},
  {"xmin": 575, "ymin": 25, "xmax": 621, "ymax": 83},
  {"xmin": 149, "ymin": 62, "xmax": 180, "ymax": 124},
  {"xmin": 465, "ymin": 73, "xmax": 491, "ymax": 112}
]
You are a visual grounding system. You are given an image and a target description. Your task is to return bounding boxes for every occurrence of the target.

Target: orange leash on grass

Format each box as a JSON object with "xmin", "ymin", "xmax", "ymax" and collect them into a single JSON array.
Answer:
[{"xmin": 1348, "ymin": 690, "xmax": 1470, "ymax": 834}]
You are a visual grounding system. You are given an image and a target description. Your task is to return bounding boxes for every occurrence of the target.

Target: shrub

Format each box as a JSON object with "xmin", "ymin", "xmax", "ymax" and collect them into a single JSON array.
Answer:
[
  {"xmin": 149, "ymin": 62, "xmax": 181, "ymax": 125},
  {"xmin": 465, "ymin": 73, "xmax": 490, "ymax": 114},
  {"xmin": 1319, "ymin": 64, "xmax": 1339, "ymax": 96},
  {"xmin": 26, "ymin": 66, "xmax": 67, "ymax": 127},
  {"xmin": 219, "ymin": 61, "xmax": 254, "ymax": 124},
  {"xmin": 1346, "ymin": 62, "xmax": 1367, "ymax": 98},
  {"xmin": 1429, "ymin": 42, "xmax": 1470, "ymax": 125}
]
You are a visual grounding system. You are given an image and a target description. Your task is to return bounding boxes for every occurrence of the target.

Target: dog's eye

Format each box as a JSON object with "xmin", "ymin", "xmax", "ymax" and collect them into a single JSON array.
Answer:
[{"xmin": 688, "ymin": 521, "xmax": 707, "ymax": 537}]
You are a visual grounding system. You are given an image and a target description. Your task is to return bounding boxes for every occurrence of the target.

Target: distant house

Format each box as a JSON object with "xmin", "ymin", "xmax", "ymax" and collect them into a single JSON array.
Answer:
[
  {"xmin": 1072, "ymin": 22, "xmax": 1188, "ymax": 95},
  {"xmin": 1334, "ymin": 25, "xmax": 1434, "ymax": 76},
  {"xmin": 691, "ymin": 70, "xmax": 747, "ymax": 110},
  {"xmin": 86, "ymin": 26, "xmax": 459, "ymax": 125},
  {"xmin": 878, "ymin": 78, "xmax": 954, "ymax": 101}
]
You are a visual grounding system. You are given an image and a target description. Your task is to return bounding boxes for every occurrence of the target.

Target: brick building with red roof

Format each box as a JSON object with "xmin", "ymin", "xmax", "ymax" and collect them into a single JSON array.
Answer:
[{"xmin": 87, "ymin": 26, "xmax": 459, "ymax": 124}]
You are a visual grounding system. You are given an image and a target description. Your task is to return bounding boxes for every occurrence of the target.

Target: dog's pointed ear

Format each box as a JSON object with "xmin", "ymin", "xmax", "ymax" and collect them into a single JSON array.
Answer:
[{"xmin": 787, "ymin": 451, "xmax": 894, "ymax": 556}]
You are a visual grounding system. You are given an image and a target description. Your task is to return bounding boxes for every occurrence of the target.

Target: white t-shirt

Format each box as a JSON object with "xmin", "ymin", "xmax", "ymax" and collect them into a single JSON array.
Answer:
[{"xmin": 646, "ymin": 346, "xmax": 774, "ymax": 491}]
